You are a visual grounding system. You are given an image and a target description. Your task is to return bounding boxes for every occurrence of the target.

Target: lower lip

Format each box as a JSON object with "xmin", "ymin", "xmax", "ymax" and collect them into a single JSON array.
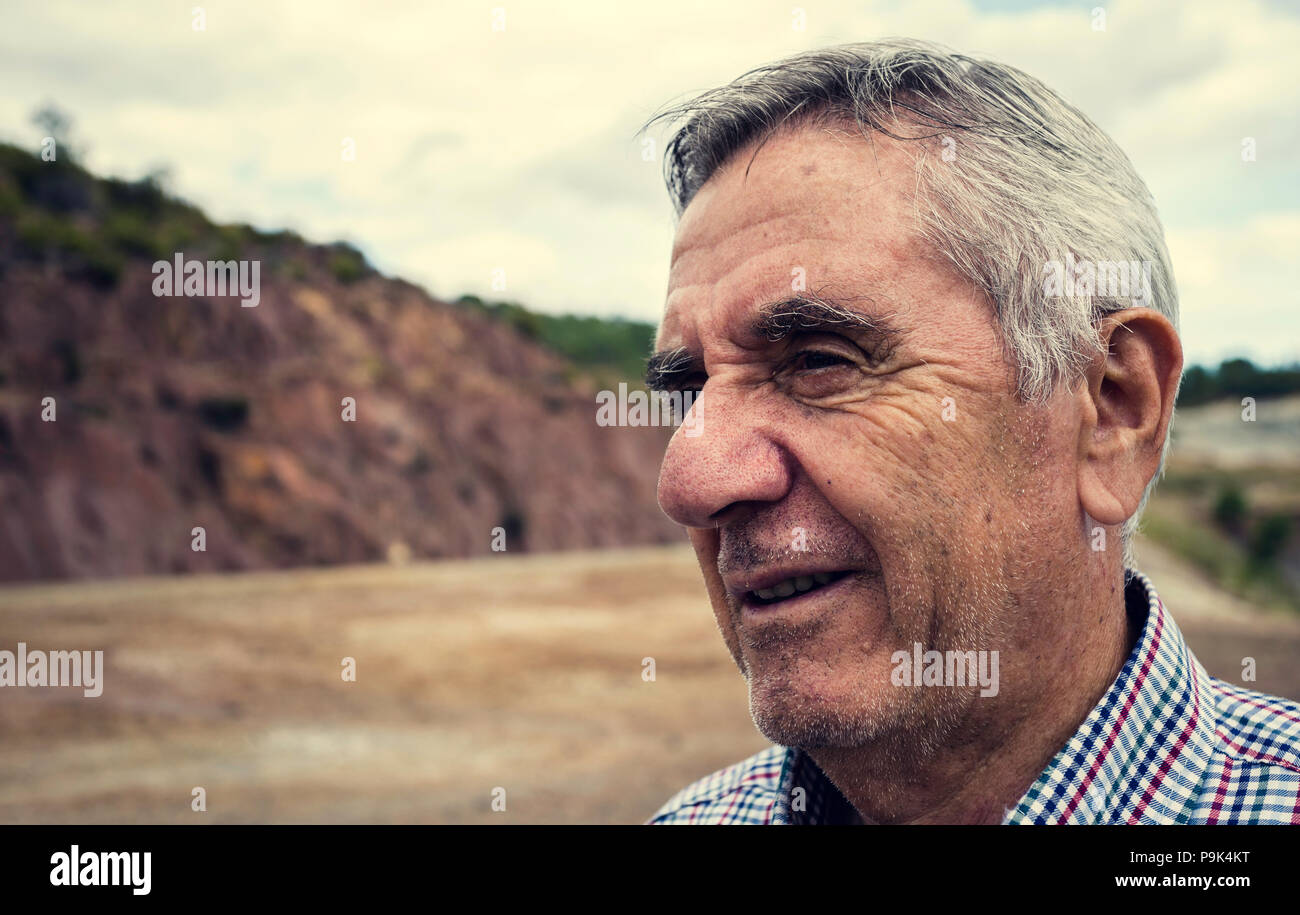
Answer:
[{"xmin": 739, "ymin": 573, "xmax": 858, "ymax": 617}]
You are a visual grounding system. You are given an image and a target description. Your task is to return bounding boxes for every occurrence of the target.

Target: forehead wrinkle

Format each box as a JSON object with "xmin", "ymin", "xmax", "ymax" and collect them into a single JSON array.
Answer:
[
  {"xmin": 662, "ymin": 129, "xmax": 926, "ymax": 362},
  {"xmin": 669, "ymin": 212, "xmax": 823, "ymax": 297}
]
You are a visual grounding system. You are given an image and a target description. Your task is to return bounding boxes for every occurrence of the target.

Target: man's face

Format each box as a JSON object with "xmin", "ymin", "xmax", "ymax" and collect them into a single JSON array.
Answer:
[{"xmin": 652, "ymin": 124, "xmax": 1083, "ymax": 753}]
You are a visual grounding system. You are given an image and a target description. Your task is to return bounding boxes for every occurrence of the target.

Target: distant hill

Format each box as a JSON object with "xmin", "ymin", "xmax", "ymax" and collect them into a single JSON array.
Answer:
[
  {"xmin": 1176, "ymin": 360, "xmax": 1300, "ymax": 408},
  {"xmin": 0, "ymin": 142, "xmax": 678, "ymax": 581}
]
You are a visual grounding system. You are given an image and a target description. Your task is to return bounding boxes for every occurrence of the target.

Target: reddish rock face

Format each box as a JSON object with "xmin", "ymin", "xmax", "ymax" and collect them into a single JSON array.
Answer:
[{"xmin": 0, "ymin": 254, "xmax": 680, "ymax": 581}]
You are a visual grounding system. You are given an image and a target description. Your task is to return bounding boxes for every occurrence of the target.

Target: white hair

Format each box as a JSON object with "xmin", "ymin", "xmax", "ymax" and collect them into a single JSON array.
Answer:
[{"xmin": 646, "ymin": 38, "xmax": 1179, "ymax": 568}]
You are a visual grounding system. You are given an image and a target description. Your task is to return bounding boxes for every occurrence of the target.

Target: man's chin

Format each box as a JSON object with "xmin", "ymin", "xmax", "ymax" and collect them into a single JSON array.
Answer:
[{"xmin": 746, "ymin": 676, "xmax": 902, "ymax": 749}]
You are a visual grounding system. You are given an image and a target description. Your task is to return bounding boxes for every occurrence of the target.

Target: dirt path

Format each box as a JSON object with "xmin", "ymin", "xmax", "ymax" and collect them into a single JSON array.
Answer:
[{"xmin": 1, "ymin": 541, "xmax": 1296, "ymax": 824}]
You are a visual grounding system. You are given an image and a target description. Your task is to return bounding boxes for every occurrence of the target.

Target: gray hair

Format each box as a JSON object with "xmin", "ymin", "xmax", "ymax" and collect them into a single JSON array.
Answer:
[{"xmin": 645, "ymin": 38, "xmax": 1179, "ymax": 569}]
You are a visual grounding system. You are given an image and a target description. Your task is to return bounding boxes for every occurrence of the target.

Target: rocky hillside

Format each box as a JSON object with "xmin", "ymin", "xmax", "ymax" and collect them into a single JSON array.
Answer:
[{"xmin": 0, "ymin": 143, "xmax": 678, "ymax": 581}]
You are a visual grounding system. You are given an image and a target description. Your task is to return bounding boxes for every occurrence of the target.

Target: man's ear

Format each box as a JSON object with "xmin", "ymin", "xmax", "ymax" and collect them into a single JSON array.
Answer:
[{"xmin": 1076, "ymin": 308, "xmax": 1183, "ymax": 527}]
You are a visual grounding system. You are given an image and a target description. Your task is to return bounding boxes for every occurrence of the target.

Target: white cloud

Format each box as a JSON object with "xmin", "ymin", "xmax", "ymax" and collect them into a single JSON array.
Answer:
[{"xmin": 1167, "ymin": 212, "xmax": 1300, "ymax": 363}]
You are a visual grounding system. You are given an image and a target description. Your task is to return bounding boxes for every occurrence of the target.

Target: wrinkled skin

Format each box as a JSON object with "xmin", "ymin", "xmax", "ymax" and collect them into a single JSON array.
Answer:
[{"xmin": 652, "ymin": 123, "xmax": 1182, "ymax": 823}]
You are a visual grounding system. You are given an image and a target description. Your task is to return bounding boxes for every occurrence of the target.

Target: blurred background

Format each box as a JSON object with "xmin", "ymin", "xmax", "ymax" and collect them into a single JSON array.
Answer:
[{"xmin": 0, "ymin": 0, "xmax": 1297, "ymax": 823}]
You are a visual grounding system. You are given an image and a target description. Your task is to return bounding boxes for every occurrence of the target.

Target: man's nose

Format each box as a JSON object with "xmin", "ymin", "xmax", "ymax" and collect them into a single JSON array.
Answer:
[{"xmin": 656, "ymin": 388, "xmax": 793, "ymax": 528}]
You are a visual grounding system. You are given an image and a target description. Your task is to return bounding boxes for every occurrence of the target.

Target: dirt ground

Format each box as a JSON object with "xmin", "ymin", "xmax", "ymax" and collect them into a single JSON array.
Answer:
[{"xmin": 1, "ymin": 539, "xmax": 1297, "ymax": 824}]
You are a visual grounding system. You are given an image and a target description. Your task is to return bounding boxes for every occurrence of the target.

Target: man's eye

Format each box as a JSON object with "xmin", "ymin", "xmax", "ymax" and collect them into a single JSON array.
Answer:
[{"xmin": 793, "ymin": 350, "xmax": 853, "ymax": 372}]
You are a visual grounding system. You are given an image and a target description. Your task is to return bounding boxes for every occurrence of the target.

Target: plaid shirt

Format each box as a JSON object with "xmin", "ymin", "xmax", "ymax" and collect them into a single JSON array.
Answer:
[{"xmin": 648, "ymin": 570, "xmax": 1300, "ymax": 824}]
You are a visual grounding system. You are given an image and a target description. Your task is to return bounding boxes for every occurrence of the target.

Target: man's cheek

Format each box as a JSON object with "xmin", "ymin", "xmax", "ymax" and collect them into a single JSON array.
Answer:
[
  {"xmin": 865, "ymin": 393, "xmax": 1014, "ymax": 499},
  {"xmin": 689, "ymin": 529, "xmax": 730, "ymax": 614},
  {"xmin": 803, "ymin": 409, "xmax": 946, "ymax": 516},
  {"xmin": 689, "ymin": 528, "xmax": 719, "ymax": 576},
  {"xmin": 833, "ymin": 396, "xmax": 956, "ymax": 472}
]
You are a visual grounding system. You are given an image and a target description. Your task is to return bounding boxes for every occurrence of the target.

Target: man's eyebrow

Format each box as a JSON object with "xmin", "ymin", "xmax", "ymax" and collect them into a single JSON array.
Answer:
[
  {"xmin": 751, "ymin": 293, "xmax": 900, "ymax": 345},
  {"xmin": 644, "ymin": 345, "xmax": 700, "ymax": 391},
  {"xmin": 644, "ymin": 293, "xmax": 903, "ymax": 390}
]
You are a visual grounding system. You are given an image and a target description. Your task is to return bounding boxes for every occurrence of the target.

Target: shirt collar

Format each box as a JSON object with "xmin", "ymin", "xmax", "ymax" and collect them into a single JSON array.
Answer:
[{"xmin": 772, "ymin": 570, "xmax": 1218, "ymax": 824}]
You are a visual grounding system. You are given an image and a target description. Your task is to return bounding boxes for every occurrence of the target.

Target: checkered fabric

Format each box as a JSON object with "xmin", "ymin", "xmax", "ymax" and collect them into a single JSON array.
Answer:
[{"xmin": 647, "ymin": 570, "xmax": 1300, "ymax": 824}]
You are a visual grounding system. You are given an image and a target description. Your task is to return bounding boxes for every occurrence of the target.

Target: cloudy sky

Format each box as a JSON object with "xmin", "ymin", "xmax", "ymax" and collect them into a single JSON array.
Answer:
[{"xmin": 2, "ymin": 0, "xmax": 1296, "ymax": 366}]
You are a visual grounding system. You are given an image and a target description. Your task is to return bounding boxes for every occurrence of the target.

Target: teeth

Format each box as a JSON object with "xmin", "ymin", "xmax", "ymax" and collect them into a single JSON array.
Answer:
[
  {"xmin": 748, "ymin": 569, "xmax": 847, "ymax": 603},
  {"xmin": 750, "ymin": 572, "xmax": 845, "ymax": 602}
]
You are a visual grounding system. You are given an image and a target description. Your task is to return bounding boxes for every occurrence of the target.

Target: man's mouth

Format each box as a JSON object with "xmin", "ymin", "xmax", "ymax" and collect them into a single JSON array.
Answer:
[{"xmin": 744, "ymin": 570, "xmax": 853, "ymax": 607}]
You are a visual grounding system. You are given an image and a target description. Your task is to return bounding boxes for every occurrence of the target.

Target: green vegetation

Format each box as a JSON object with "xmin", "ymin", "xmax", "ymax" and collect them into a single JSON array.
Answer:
[
  {"xmin": 1250, "ymin": 514, "xmax": 1292, "ymax": 567},
  {"xmin": 454, "ymin": 295, "xmax": 655, "ymax": 387},
  {"xmin": 0, "ymin": 106, "xmax": 370, "ymax": 291},
  {"xmin": 13, "ymin": 206, "xmax": 124, "ymax": 288},
  {"xmin": 454, "ymin": 296, "xmax": 542, "ymax": 339},
  {"xmin": 1, "ymin": 139, "xmax": 195, "ymax": 290},
  {"xmin": 328, "ymin": 243, "xmax": 368, "ymax": 284},
  {"xmin": 1177, "ymin": 359, "xmax": 1300, "ymax": 407},
  {"xmin": 1143, "ymin": 466, "xmax": 1299, "ymax": 614},
  {"xmin": 1211, "ymin": 483, "xmax": 1248, "ymax": 532}
]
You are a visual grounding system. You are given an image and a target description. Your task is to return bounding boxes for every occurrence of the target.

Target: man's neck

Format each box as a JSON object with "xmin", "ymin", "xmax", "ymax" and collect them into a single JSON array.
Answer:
[{"xmin": 807, "ymin": 569, "xmax": 1139, "ymax": 825}]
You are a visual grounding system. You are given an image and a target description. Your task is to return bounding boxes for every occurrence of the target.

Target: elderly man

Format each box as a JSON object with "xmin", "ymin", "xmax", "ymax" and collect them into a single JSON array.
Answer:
[{"xmin": 644, "ymin": 40, "xmax": 1300, "ymax": 825}]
